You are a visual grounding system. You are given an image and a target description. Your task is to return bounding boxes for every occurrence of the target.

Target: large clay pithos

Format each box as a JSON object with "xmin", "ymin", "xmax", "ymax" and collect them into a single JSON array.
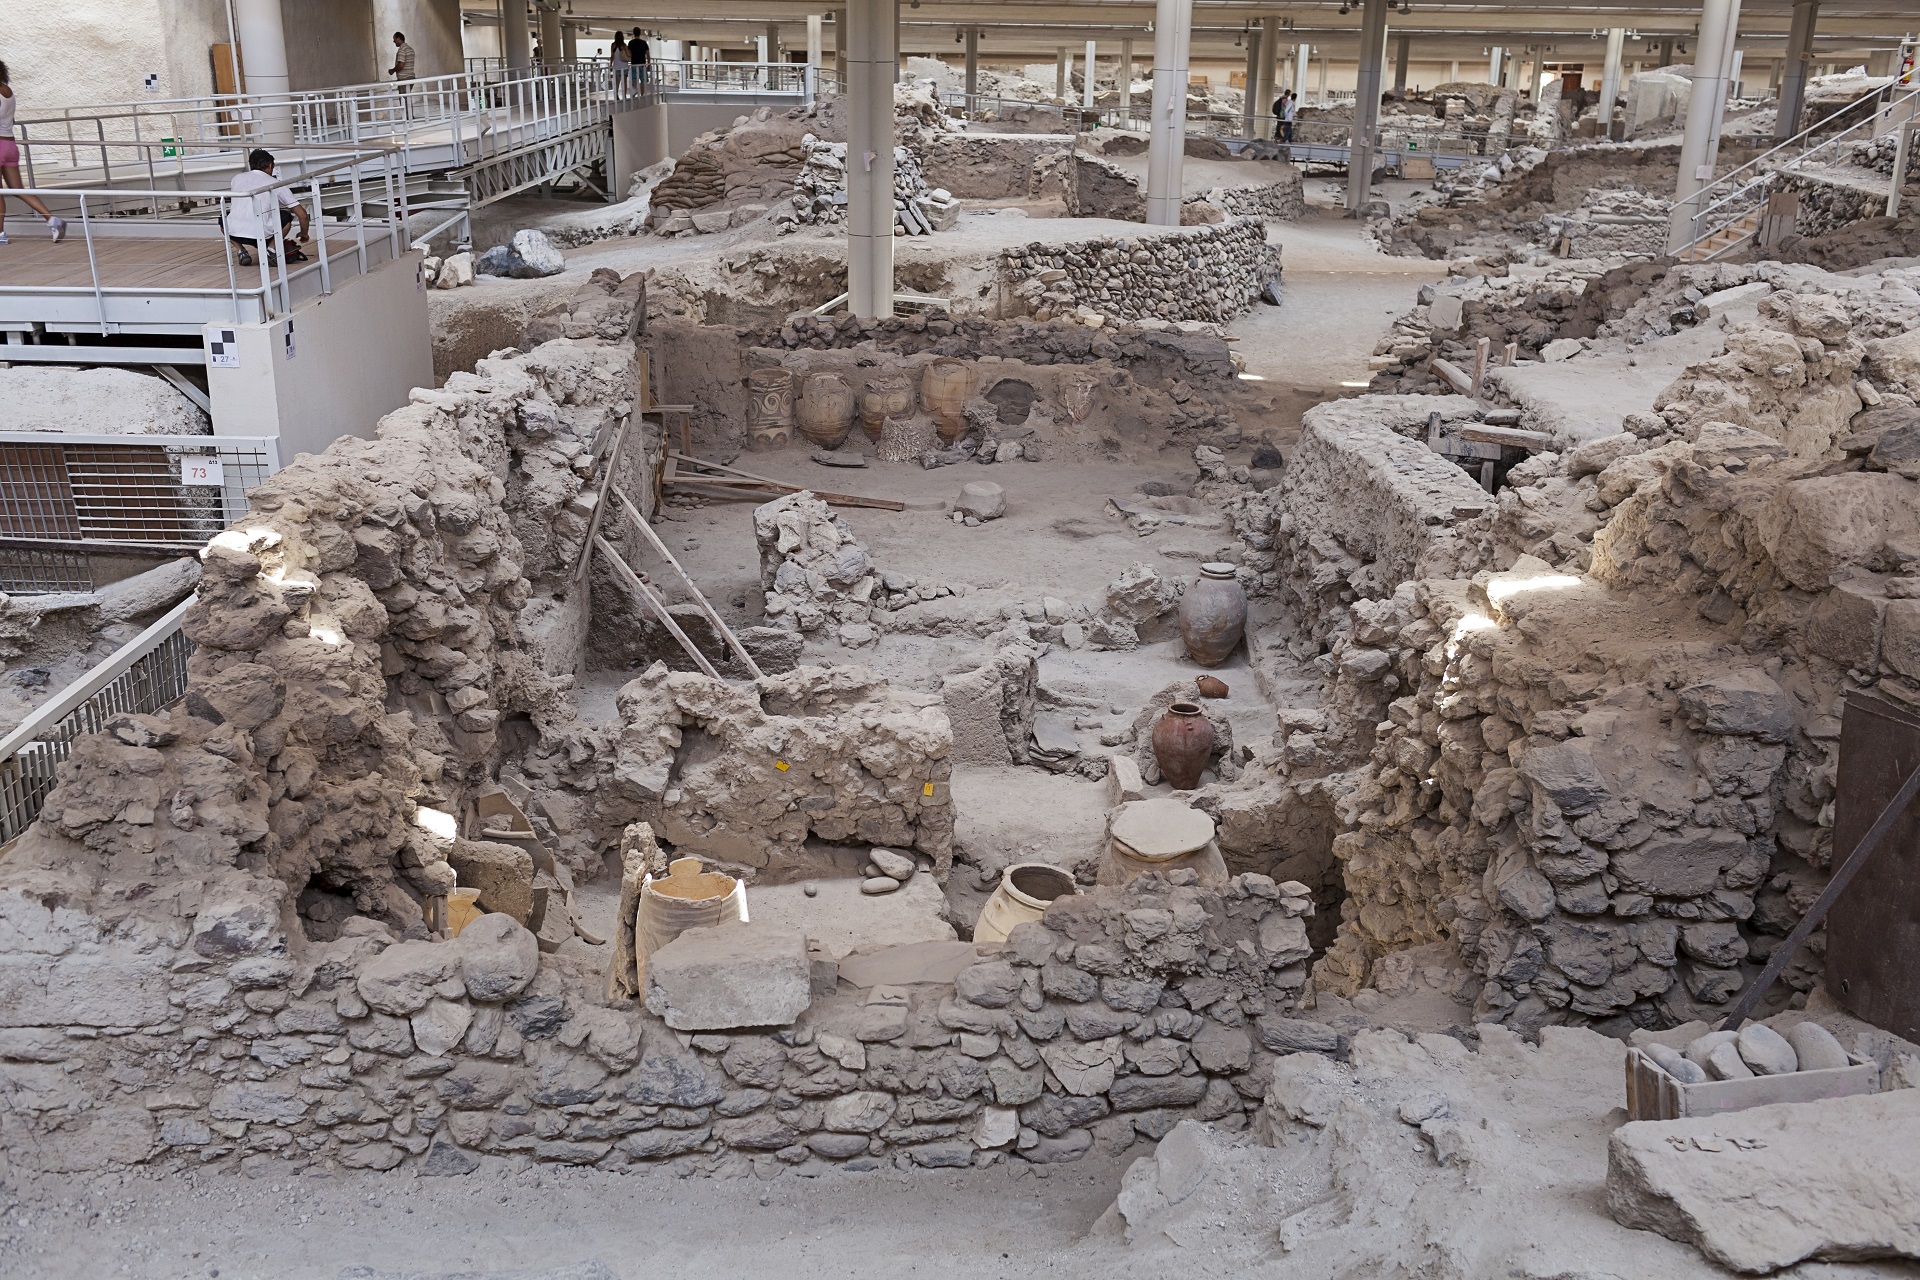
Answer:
[
  {"xmin": 796, "ymin": 373, "xmax": 856, "ymax": 448},
  {"xmin": 974, "ymin": 862, "xmax": 1077, "ymax": 945},
  {"xmin": 1179, "ymin": 562, "xmax": 1247, "ymax": 667},
  {"xmin": 860, "ymin": 372, "xmax": 913, "ymax": 441},
  {"xmin": 921, "ymin": 358, "xmax": 972, "ymax": 443},
  {"xmin": 746, "ymin": 368, "xmax": 794, "ymax": 451},
  {"xmin": 1152, "ymin": 702, "xmax": 1216, "ymax": 790}
]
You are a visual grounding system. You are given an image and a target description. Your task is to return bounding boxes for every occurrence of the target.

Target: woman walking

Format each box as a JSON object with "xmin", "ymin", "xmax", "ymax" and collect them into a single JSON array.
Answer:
[{"xmin": 0, "ymin": 62, "xmax": 68, "ymax": 245}]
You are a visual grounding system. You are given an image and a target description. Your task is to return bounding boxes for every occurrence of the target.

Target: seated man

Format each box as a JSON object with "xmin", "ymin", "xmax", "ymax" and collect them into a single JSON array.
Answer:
[{"xmin": 225, "ymin": 148, "xmax": 310, "ymax": 267}]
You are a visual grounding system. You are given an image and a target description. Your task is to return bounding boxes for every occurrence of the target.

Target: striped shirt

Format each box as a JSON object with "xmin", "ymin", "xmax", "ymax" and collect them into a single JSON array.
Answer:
[{"xmin": 393, "ymin": 42, "xmax": 417, "ymax": 80}]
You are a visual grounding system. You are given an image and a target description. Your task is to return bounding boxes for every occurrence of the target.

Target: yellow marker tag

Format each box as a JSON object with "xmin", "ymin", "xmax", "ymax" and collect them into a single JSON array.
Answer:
[
  {"xmin": 775, "ymin": 760, "xmax": 789, "ymax": 772},
  {"xmin": 923, "ymin": 782, "xmax": 935, "ymax": 796}
]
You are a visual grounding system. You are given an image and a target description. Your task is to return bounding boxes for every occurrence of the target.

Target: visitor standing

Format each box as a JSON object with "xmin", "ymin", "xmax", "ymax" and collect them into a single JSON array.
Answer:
[
  {"xmin": 632, "ymin": 33, "xmax": 650, "ymax": 89},
  {"xmin": 0, "ymin": 61, "xmax": 67, "ymax": 246},
  {"xmin": 610, "ymin": 31, "xmax": 630, "ymax": 88},
  {"xmin": 1281, "ymin": 90, "xmax": 1298, "ymax": 142},
  {"xmin": 1271, "ymin": 90, "xmax": 1286, "ymax": 140},
  {"xmin": 389, "ymin": 32, "xmax": 417, "ymax": 119}
]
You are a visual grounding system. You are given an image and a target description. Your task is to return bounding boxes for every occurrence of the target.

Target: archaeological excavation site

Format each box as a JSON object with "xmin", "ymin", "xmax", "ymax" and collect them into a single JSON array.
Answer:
[{"xmin": 3, "ymin": 0, "xmax": 1920, "ymax": 1276}]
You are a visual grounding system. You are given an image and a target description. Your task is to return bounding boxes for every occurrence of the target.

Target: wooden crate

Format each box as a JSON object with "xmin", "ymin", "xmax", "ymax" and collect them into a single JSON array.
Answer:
[{"xmin": 1624, "ymin": 1047, "xmax": 1881, "ymax": 1121}]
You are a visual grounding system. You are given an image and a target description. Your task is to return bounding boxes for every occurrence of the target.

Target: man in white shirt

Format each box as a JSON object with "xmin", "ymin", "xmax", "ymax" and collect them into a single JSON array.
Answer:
[{"xmin": 225, "ymin": 149, "xmax": 310, "ymax": 268}]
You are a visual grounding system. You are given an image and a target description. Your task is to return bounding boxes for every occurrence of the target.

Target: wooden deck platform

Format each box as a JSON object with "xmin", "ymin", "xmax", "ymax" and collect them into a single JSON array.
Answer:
[{"xmin": 0, "ymin": 234, "xmax": 249, "ymax": 292}]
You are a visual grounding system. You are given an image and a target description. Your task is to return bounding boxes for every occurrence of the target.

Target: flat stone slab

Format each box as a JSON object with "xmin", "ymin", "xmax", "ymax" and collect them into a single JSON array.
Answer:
[
  {"xmin": 1606, "ymin": 1088, "xmax": 1920, "ymax": 1273},
  {"xmin": 749, "ymin": 874, "xmax": 956, "ymax": 960},
  {"xmin": 1110, "ymin": 798, "xmax": 1215, "ymax": 858},
  {"xmin": 838, "ymin": 940, "xmax": 980, "ymax": 988},
  {"xmin": 643, "ymin": 922, "xmax": 812, "ymax": 1031}
]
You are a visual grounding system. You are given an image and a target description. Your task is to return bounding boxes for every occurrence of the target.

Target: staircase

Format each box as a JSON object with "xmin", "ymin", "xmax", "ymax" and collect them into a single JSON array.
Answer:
[{"xmin": 1673, "ymin": 82, "xmax": 1920, "ymax": 262}]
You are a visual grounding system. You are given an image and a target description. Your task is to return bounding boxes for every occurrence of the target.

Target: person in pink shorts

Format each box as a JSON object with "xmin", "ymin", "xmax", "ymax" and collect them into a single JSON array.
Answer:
[{"xmin": 0, "ymin": 61, "xmax": 68, "ymax": 246}]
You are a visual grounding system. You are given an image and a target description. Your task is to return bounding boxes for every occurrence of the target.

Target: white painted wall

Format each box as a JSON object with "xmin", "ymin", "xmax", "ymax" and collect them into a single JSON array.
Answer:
[
  {"xmin": 6, "ymin": 0, "xmax": 227, "ymax": 113},
  {"xmin": 373, "ymin": 0, "xmax": 464, "ymax": 79},
  {"xmin": 206, "ymin": 253, "xmax": 432, "ymax": 461}
]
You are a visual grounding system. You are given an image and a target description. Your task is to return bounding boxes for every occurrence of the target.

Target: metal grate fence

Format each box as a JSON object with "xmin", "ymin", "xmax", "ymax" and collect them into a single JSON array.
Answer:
[
  {"xmin": 0, "ymin": 596, "xmax": 195, "ymax": 843},
  {"xmin": 0, "ymin": 542, "xmax": 95, "ymax": 594},
  {"xmin": 0, "ymin": 435, "xmax": 280, "ymax": 552}
]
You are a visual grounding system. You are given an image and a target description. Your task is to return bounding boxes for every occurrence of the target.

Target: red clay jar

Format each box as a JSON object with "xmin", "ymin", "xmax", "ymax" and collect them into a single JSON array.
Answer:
[{"xmin": 1152, "ymin": 701, "xmax": 1216, "ymax": 790}]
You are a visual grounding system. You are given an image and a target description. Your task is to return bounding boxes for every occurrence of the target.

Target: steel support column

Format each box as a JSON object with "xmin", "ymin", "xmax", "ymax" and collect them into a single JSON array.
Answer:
[
  {"xmin": 1393, "ymin": 32, "xmax": 1411, "ymax": 94},
  {"xmin": 1144, "ymin": 0, "xmax": 1192, "ymax": 226},
  {"xmin": 847, "ymin": 0, "xmax": 895, "ymax": 317},
  {"xmin": 1084, "ymin": 39, "xmax": 1098, "ymax": 109},
  {"xmin": 1346, "ymin": 0, "xmax": 1388, "ymax": 217},
  {"xmin": 1669, "ymin": 0, "xmax": 1739, "ymax": 252},
  {"xmin": 1777, "ymin": 0, "xmax": 1818, "ymax": 140},
  {"xmin": 964, "ymin": 27, "xmax": 979, "ymax": 113},
  {"xmin": 233, "ymin": 0, "xmax": 294, "ymax": 143},
  {"xmin": 1600, "ymin": 28, "xmax": 1626, "ymax": 140},
  {"xmin": 1119, "ymin": 39, "xmax": 1134, "ymax": 118}
]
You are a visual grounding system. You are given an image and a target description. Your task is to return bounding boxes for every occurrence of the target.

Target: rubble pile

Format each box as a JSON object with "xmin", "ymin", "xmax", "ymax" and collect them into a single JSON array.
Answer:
[
  {"xmin": 778, "ymin": 138, "xmax": 959, "ymax": 236},
  {"xmin": 752, "ymin": 491, "xmax": 884, "ymax": 634},
  {"xmin": 1367, "ymin": 262, "xmax": 1610, "ymax": 392},
  {"xmin": 1003, "ymin": 221, "xmax": 1281, "ymax": 326},
  {"xmin": 1543, "ymin": 187, "xmax": 1673, "ymax": 260}
]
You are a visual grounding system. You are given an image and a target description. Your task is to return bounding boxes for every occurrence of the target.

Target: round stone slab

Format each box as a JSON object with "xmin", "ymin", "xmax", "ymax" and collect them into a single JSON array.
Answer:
[{"xmin": 1110, "ymin": 798, "xmax": 1216, "ymax": 859}]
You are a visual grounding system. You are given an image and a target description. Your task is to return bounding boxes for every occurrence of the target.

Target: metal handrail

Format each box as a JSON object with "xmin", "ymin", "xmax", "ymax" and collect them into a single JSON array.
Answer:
[
  {"xmin": 1681, "ymin": 83, "xmax": 1920, "ymax": 257},
  {"xmin": 18, "ymin": 63, "xmax": 656, "ymax": 188},
  {"xmin": 0, "ymin": 144, "xmax": 411, "ymax": 329},
  {"xmin": 0, "ymin": 595, "xmax": 196, "ymax": 844}
]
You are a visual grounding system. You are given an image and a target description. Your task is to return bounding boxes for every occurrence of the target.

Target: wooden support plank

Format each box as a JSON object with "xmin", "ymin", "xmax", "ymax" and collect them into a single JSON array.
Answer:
[
  {"xmin": 1429, "ymin": 357, "xmax": 1474, "ymax": 395},
  {"xmin": 593, "ymin": 534, "xmax": 722, "ymax": 679},
  {"xmin": 1457, "ymin": 423, "xmax": 1553, "ymax": 451},
  {"xmin": 571, "ymin": 415, "xmax": 629, "ymax": 582},
  {"xmin": 667, "ymin": 450, "xmax": 906, "ymax": 511},
  {"xmin": 617, "ymin": 491, "xmax": 764, "ymax": 680},
  {"xmin": 1471, "ymin": 336, "xmax": 1492, "ymax": 396}
]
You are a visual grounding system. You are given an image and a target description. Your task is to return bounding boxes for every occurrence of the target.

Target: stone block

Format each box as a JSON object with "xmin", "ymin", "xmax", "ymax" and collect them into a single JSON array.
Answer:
[
  {"xmin": 1676, "ymin": 669, "xmax": 1793, "ymax": 742},
  {"xmin": 1517, "ymin": 740, "xmax": 1611, "ymax": 815},
  {"xmin": 1806, "ymin": 581, "xmax": 1885, "ymax": 670},
  {"xmin": 447, "ymin": 839, "xmax": 535, "ymax": 924},
  {"xmin": 1611, "ymin": 829, "xmax": 1749, "ymax": 898},
  {"xmin": 1606, "ymin": 1091, "xmax": 1920, "ymax": 1273},
  {"xmin": 644, "ymin": 923, "xmax": 812, "ymax": 1031},
  {"xmin": 1106, "ymin": 755, "xmax": 1146, "ymax": 805},
  {"xmin": 1883, "ymin": 599, "xmax": 1920, "ymax": 682}
]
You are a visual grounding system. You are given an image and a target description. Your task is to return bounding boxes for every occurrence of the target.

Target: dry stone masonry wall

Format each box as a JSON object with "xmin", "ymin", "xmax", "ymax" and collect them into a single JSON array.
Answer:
[{"xmin": 1003, "ymin": 222, "xmax": 1280, "ymax": 326}]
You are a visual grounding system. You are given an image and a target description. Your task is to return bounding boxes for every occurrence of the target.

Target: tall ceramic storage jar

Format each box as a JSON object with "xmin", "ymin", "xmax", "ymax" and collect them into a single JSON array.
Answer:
[
  {"xmin": 861, "ymin": 373, "xmax": 913, "ymax": 440},
  {"xmin": 1151, "ymin": 702, "xmax": 1217, "ymax": 790},
  {"xmin": 922, "ymin": 358, "xmax": 972, "ymax": 443},
  {"xmin": 1179, "ymin": 562, "xmax": 1247, "ymax": 667},
  {"xmin": 797, "ymin": 373, "xmax": 856, "ymax": 449},
  {"xmin": 634, "ymin": 857, "xmax": 749, "ymax": 987},
  {"xmin": 974, "ymin": 862, "xmax": 1077, "ymax": 945},
  {"xmin": 746, "ymin": 368, "xmax": 794, "ymax": 451}
]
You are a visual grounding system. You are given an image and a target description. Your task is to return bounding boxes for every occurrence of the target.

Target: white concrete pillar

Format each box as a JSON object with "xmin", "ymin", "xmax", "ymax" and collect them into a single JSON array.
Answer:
[
  {"xmin": 538, "ymin": 5, "xmax": 561, "ymax": 65},
  {"xmin": 834, "ymin": 9, "xmax": 848, "ymax": 88},
  {"xmin": 1777, "ymin": 0, "xmax": 1819, "ymax": 139},
  {"xmin": 1085, "ymin": 39, "xmax": 1098, "ymax": 108},
  {"xmin": 1668, "ymin": 0, "xmax": 1739, "ymax": 251},
  {"xmin": 233, "ymin": 0, "xmax": 294, "ymax": 143},
  {"xmin": 1393, "ymin": 32, "xmax": 1410, "ymax": 94},
  {"xmin": 963, "ymin": 27, "xmax": 978, "ymax": 111},
  {"xmin": 1729, "ymin": 48, "xmax": 1745, "ymax": 97},
  {"xmin": 1599, "ymin": 28, "xmax": 1625, "ymax": 138},
  {"xmin": 502, "ymin": 0, "xmax": 532, "ymax": 71},
  {"xmin": 1489, "ymin": 46, "xmax": 1503, "ymax": 86},
  {"xmin": 1297, "ymin": 44, "xmax": 1311, "ymax": 99},
  {"xmin": 1347, "ymin": 0, "xmax": 1388, "ymax": 216},
  {"xmin": 1706, "ymin": 1, "xmax": 1745, "ymax": 166},
  {"xmin": 1057, "ymin": 47, "xmax": 1071, "ymax": 99},
  {"xmin": 848, "ymin": 0, "xmax": 896, "ymax": 317},
  {"xmin": 1242, "ymin": 37, "xmax": 1262, "ymax": 137},
  {"xmin": 1448, "ymin": 58, "xmax": 1458, "ymax": 83},
  {"xmin": 561, "ymin": 21, "xmax": 577, "ymax": 62},
  {"xmin": 1144, "ymin": 0, "xmax": 1192, "ymax": 226},
  {"xmin": 1316, "ymin": 51, "xmax": 1327, "ymax": 102},
  {"xmin": 1256, "ymin": 16, "xmax": 1279, "ymax": 135},
  {"xmin": 808, "ymin": 14, "xmax": 824, "ymax": 79},
  {"xmin": 1120, "ymin": 39, "xmax": 1133, "ymax": 116}
]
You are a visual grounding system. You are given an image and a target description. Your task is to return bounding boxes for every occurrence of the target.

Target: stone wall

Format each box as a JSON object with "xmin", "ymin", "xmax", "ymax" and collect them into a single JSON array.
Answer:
[
  {"xmin": 0, "ymin": 854, "xmax": 1315, "ymax": 1176},
  {"xmin": 1204, "ymin": 281, "xmax": 1920, "ymax": 1032},
  {"xmin": 1001, "ymin": 221, "xmax": 1281, "ymax": 326}
]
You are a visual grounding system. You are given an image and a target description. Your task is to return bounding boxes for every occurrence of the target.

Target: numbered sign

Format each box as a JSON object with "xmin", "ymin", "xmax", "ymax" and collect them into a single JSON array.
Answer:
[{"xmin": 182, "ymin": 456, "xmax": 225, "ymax": 488}]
